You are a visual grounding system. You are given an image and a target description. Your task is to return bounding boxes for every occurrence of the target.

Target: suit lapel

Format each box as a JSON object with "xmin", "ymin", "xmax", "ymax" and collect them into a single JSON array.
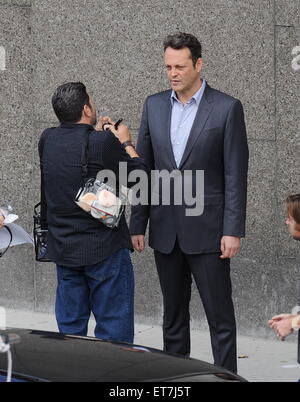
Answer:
[
  {"xmin": 159, "ymin": 92, "xmax": 177, "ymax": 169},
  {"xmin": 178, "ymin": 85, "xmax": 214, "ymax": 170}
]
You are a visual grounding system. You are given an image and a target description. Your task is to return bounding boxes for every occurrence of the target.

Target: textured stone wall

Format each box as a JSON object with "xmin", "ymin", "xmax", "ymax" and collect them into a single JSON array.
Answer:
[{"xmin": 0, "ymin": 0, "xmax": 299, "ymax": 337}]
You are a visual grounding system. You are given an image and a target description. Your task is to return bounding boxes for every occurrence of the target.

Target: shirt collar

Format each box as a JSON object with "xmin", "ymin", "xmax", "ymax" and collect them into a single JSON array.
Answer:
[
  {"xmin": 59, "ymin": 122, "xmax": 94, "ymax": 130},
  {"xmin": 171, "ymin": 79, "xmax": 206, "ymax": 106}
]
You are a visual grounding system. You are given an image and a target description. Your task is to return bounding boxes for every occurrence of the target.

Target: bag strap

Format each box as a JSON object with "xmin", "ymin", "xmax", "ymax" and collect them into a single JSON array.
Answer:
[
  {"xmin": 80, "ymin": 128, "xmax": 91, "ymax": 186},
  {"xmin": 0, "ymin": 226, "xmax": 13, "ymax": 258},
  {"xmin": 39, "ymin": 132, "xmax": 48, "ymax": 230}
]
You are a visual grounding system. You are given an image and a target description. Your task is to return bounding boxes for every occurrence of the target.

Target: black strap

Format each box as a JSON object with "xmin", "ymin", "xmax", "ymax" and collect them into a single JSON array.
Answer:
[
  {"xmin": 0, "ymin": 226, "xmax": 13, "ymax": 258},
  {"xmin": 80, "ymin": 129, "xmax": 91, "ymax": 186},
  {"xmin": 39, "ymin": 132, "xmax": 48, "ymax": 230}
]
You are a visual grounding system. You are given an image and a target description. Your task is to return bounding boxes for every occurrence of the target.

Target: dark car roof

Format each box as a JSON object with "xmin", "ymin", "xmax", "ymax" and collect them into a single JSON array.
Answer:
[{"xmin": 0, "ymin": 328, "xmax": 246, "ymax": 382}]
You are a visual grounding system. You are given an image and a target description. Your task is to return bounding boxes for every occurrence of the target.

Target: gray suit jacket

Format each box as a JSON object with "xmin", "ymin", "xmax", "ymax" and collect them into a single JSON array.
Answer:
[{"xmin": 129, "ymin": 83, "xmax": 249, "ymax": 254}]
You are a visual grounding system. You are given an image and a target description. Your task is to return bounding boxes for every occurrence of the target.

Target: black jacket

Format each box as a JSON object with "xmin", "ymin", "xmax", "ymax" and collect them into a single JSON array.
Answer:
[
  {"xmin": 130, "ymin": 84, "xmax": 249, "ymax": 254},
  {"xmin": 39, "ymin": 123, "xmax": 146, "ymax": 267}
]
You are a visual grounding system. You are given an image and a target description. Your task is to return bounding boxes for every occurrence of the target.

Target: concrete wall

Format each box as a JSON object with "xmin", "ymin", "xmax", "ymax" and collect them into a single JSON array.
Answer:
[{"xmin": 0, "ymin": 0, "xmax": 299, "ymax": 337}]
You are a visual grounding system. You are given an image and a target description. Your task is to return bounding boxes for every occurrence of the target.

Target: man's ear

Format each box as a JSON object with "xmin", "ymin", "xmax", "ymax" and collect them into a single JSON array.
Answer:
[
  {"xmin": 196, "ymin": 58, "xmax": 203, "ymax": 73},
  {"xmin": 83, "ymin": 103, "xmax": 92, "ymax": 118}
]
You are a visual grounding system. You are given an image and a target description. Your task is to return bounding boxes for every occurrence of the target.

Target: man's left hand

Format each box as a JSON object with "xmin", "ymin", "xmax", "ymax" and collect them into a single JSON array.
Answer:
[
  {"xmin": 95, "ymin": 116, "xmax": 114, "ymax": 131},
  {"xmin": 220, "ymin": 236, "xmax": 241, "ymax": 259}
]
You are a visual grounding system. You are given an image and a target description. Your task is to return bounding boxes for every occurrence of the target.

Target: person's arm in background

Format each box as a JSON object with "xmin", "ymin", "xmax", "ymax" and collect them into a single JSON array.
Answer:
[
  {"xmin": 99, "ymin": 121, "xmax": 148, "ymax": 177},
  {"xmin": 98, "ymin": 119, "xmax": 150, "ymax": 216},
  {"xmin": 268, "ymin": 314, "xmax": 300, "ymax": 341},
  {"xmin": 99, "ymin": 121, "xmax": 149, "ymax": 243},
  {"xmin": 221, "ymin": 99, "xmax": 249, "ymax": 259}
]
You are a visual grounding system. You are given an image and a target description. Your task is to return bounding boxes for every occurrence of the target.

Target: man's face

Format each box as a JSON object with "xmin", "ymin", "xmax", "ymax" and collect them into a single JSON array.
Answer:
[
  {"xmin": 164, "ymin": 47, "xmax": 202, "ymax": 94},
  {"xmin": 286, "ymin": 213, "xmax": 300, "ymax": 240}
]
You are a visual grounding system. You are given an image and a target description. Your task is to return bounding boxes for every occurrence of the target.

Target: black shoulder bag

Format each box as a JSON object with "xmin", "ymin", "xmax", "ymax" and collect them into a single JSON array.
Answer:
[{"xmin": 74, "ymin": 129, "xmax": 126, "ymax": 229}]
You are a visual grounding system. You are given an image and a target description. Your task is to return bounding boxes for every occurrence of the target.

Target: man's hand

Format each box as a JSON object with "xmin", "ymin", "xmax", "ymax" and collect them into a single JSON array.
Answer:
[
  {"xmin": 109, "ymin": 123, "xmax": 132, "ymax": 144},
  {"xmin": 96, "ymin": 116, "xmax": 132, "ymax": 144},
  {"xmin": 95, "ymin": 116, "xmax": 114, "ymax": 131},
  {"xmin": 220, "ymin": 236, "xmax": 240, "ymax": 259},
  {"xmin": 268, "ymin": 314, "xmax": 296, "ymax": 341},
  {"xmin": 131, "ymin": 235, "xmax": 145, "ymax": 252}
]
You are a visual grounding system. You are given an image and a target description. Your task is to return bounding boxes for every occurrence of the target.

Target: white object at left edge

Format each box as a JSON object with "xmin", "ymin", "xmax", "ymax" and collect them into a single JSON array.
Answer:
[{"xmin": 0, "ymin": 223, "xmax": 34, "ymax": 249}]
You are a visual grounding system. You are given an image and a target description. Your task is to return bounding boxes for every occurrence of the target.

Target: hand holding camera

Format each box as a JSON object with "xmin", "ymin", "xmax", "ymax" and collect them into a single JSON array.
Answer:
[
  {"xmin": 96, "ymin": 116, "xmax": 137, "ymax": 157},
  {"xmin": 96, "ymin": 116, "xmax": 133, "ymax": 144}
]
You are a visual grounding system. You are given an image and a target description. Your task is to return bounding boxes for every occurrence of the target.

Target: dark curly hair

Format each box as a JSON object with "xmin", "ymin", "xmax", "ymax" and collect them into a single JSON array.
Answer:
[
  {"xmin": 52, "ymin": 82, "xmax": 91, "ymax": 123},
  {"xmin": 163, "ymin": 32, "xmax": 202, "ymax": 66}
]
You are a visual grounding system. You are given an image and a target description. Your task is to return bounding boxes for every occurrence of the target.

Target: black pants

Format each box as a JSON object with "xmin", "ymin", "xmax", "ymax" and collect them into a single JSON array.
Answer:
[{"xmin": 154, "ymin": 240, "xmax": 237, "ymax": 373}]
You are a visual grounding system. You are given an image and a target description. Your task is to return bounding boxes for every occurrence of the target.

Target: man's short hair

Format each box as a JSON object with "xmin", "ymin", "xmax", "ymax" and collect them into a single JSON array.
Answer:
[
  {"xmin": 163, "ymin": 32, "xmax": 202, "ymax": 66},
  {"xmin": 52, "ymin": 82, "xmax": 90, "ymax": 123},
  {"xmin": 286, "ymin": 193, "xmax": 300, "ymax": 226}
]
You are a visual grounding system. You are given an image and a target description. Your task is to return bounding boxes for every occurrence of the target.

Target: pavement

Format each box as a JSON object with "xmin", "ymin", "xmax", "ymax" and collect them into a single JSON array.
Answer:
[{"xmin": 2, "ymin": 308, "xmax": 300, "ymax": 382}]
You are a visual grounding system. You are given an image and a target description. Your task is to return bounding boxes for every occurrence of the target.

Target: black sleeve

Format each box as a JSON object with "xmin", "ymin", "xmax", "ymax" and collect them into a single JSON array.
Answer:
[
  {"xmin": 101, "ymin": 130, "xmax": 148, "ymax": 189},
  {"xmin": 223, "ymin": 99, "xmax": 249, "ymax": 237}
]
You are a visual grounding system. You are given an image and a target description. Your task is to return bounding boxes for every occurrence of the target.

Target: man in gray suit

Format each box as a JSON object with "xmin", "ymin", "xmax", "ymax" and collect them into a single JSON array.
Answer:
[{"xmin": 130, "ymin": 32, "xmax": 249, "ymax": 373}]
